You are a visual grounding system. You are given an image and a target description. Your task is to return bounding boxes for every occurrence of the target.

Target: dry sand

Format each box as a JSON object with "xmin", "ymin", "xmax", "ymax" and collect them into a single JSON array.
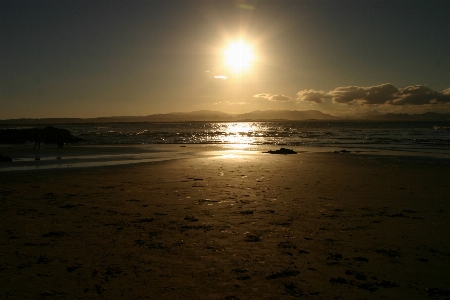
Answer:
[{"xmin": 1, "ymin": 149, "xmax": 450, "ymax": 299}]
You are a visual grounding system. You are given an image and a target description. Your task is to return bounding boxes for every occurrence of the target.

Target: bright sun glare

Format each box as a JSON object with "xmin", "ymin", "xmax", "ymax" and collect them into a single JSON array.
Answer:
[{"xmin": 224, "ymin": 40, "xmax": 255, "ymax": 73}]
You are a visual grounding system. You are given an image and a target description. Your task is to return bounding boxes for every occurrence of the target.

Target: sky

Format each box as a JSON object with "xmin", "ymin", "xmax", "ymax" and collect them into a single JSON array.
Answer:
[{"xmin": 1, "ymin": 0, "xmax": 450, "ymax": 119}]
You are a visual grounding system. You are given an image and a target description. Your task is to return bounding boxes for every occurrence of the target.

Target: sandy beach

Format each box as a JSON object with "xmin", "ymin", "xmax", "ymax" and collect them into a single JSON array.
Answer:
[{"xmin": 1, "ymin": 147, "xmax": 449, "ymax": 299}]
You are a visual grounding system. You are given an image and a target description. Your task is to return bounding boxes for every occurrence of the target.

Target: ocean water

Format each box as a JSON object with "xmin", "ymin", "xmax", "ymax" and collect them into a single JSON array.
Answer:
[{"xmin": 56, "ymin": 121, "xmax": 450, "ymax": 156}]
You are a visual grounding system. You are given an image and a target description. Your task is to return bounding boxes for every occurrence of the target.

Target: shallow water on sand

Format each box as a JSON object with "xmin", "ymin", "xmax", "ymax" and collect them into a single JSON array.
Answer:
[
  {"xmin": 0, "ymin": 145, "xmax": 260, "ymax": 171},
  {"xmin": 1, "ymin": 143, "xmax": 448, "ymax": 172}
]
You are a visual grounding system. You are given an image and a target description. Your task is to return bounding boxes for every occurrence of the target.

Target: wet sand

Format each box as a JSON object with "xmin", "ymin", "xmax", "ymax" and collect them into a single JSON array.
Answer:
[{"xmin": 1, "ymin": 149, "xmax": 450, "ymax": 299}]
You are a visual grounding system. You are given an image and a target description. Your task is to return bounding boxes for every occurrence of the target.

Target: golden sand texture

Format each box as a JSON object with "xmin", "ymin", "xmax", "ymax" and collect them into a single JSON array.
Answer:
[{"xmin": 1, "ymin": 152, "xmax": 450, "ymax": 299}]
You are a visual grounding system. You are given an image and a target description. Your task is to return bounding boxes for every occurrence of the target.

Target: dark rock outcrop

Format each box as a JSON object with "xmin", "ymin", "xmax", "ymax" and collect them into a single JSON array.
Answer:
[
  {"xmin": 0, "ymin": 126, "xmax": 84, "ymax": 144},
  {"xmin": 263, "ymin": 148, "xmax": 297, "ymax": 154},
  {"xmin": 0, "ymin": 154, "xmax": 12, "ymax": 162},
  {"xmin": 334, "ymin": 150, "xmax": 351, "ymax": 153}
]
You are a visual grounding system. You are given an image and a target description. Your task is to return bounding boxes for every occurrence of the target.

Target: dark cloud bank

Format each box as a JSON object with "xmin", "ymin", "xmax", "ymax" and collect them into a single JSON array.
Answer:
[{"xmin": 296, "ymin": 84, "xmax": 450, "ymax": 106}]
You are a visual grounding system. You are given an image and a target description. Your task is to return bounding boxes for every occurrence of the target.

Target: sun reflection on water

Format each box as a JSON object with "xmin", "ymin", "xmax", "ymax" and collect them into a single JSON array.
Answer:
[{"xmin": 215, "ymin": 122, "xmax": 260, "ymax": 147}]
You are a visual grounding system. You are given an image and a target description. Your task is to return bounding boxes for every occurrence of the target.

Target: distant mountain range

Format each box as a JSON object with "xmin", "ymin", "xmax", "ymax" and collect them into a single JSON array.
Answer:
[
  {"xmin": 0, "ymin": 110, "xmax": 449, "ymax": 125},
  {"xmin": 360, "ymin": 112, "xmax": 450, "ymax": 121}
]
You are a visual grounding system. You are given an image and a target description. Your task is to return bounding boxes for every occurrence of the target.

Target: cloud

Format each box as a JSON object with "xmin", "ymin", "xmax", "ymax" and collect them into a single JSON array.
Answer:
[
  {"xmin": 214, "ymin": 75, "xmax": 227, "ymax": 79},
  {"xmin": 253, "ymin": 93, "xmax": 270, "ymax": 99},
  {"xmin": 296, "ymin": 89, "xmax": 328, "ymax": 103},
  {"xmin": 328, "ymin": 86, "xmax": 366, "ymax": 104},
  {"xmin": 392, "ymin": 86, "xmax": 439, "ymax": 105},
  {"xmin": 363, "ymin": 84, "xmax": 401, "ymax": 104},
  {"xmin": 300, "ymin": 83, "xmax": 450, "ymax": 106},
  {"xmin": 270, "ymin": 94, "xmax": 292, "ymax": 102},
  {"xmin": 226, "ymin": 101, "xmax": 247, "ymax": 105},
  {"xmin": 214, "ymin": 101, "xmax": 247, "ymax": 105},
  {"xmin": 391, "ymin": 85, "xmax": 450, "ymax": 105},
  {"xmin": 253, "ymin": 93, "xmax": 292, "ymax": 102},
  {"xmin": 328, "ymin": 83, "xmax": 400, "ymax": 104}
]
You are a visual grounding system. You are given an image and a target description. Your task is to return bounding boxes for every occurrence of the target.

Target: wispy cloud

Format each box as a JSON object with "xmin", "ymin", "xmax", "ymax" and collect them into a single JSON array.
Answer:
[
  {"xmin": 214, "ymin": 75, "xmax": 227, "ymax": 80},
  {"xmin": 253, "ymin": 93, "xmax": 270, "ymax": 99},
  {"xmin": 214, "ymin": 101, "xmax": 247, "ymax": 105},
  {"xmin": 253, "ymin": 93, "xmax": 292, "ymax": 102}
]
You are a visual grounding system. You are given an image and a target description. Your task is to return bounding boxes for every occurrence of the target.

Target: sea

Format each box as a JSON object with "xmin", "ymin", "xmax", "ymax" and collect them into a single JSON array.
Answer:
[{"xmin": 53, "ymin": 121, "xmax": 450, "ymax": 156}]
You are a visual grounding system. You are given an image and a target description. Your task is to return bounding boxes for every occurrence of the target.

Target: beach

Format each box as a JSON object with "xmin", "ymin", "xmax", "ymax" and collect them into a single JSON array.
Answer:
[{"xmin": 1, "ymin": 146, "xmax": 449, "ymax": 299}]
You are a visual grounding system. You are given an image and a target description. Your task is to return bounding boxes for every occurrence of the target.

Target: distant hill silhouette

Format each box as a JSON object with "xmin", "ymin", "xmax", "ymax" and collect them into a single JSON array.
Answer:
[
  {"xmin": 0, "ymin": 110, "xmax": 335, "ymax": 124},
  {"xmin": 358, "ymin": 112, "xmax": 450, "ymax": 121},
  {"xmin": 235, "ymin": 110, "xmax": 339, "ymax": 121},
  {"xmin": 1, "ymin": 110, "xmax": 449, "ymax": 125}
]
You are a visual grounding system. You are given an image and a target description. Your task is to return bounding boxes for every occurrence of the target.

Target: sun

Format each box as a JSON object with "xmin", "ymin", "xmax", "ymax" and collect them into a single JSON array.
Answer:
[{"xmin": 224, "ymin": 40, "xmax": 255, "ymax": 73}]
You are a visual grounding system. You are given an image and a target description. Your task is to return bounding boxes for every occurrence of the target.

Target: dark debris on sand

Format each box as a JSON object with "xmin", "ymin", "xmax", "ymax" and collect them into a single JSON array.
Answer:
[
  {"xmin": 266, "ymin": 269, "xmax": 300, "ymax": 280},
  {"xmin": 244, "ymin": 235, "xmax": 262, "ymax": 242},
  {"xmin": 425, "ymin": 287, "xmax": 450, "ymax": 298}
]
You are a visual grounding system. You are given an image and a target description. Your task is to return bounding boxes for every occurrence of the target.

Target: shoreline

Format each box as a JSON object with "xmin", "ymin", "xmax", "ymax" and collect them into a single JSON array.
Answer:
[{"xmin": 1, "ymin": 143, "xmax": 449, "ymax": 172}]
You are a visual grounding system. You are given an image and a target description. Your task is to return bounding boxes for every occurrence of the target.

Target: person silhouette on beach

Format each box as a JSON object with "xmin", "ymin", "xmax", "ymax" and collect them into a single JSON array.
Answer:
[{"xmin": 33, "ymin": 129, "xmax": 40, "ymax": 150}]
